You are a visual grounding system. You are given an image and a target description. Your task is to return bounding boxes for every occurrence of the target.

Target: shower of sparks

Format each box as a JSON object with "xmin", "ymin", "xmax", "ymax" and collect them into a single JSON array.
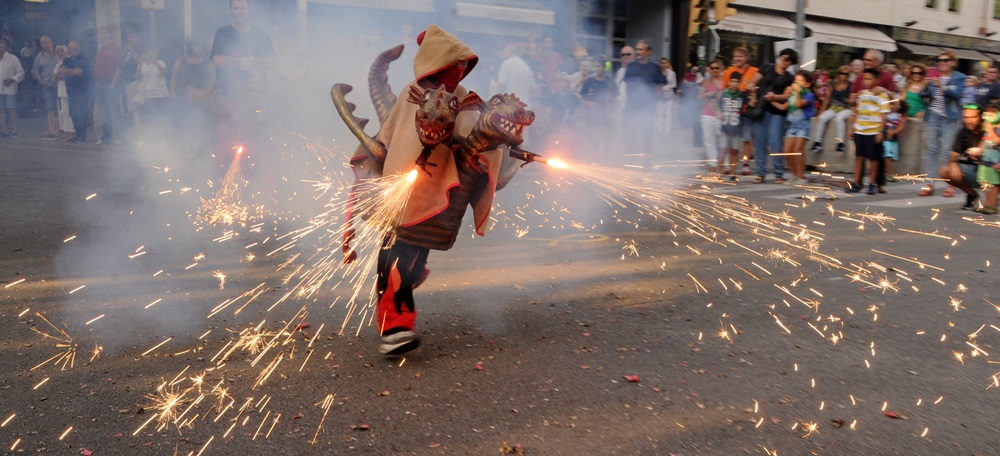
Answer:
[
  {"xmin": 311, "ymin": 394, "xmax": 336, "ymax": 445},
  {"xmin": 11, "ymin": 114, "xmax": 1000, "ymax": 456},
  {"xmin": 195, "ymin": 149, "xmax": 264, "ymax": 227},
  {"xmin": 214, "ymin": 270, "xmax": 227, "ymax": 289},
  {"xmin": 29, "ymin": 312, "xmax": 77, "ymax": 371}
]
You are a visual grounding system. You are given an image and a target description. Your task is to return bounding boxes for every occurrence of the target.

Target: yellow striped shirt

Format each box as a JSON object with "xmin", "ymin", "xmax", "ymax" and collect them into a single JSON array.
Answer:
[{"xmin": 853, "ymin": 90, "xmax": 889, "ymax": 135}]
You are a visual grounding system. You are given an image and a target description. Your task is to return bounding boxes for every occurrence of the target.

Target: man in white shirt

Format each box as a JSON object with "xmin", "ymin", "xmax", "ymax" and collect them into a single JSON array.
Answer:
[
  {"xmin": 493, "ymin": 42, "xmax": 536, "ymax": 109},
  {"xmin": 615, "ymin": 45, "xmax": 634, "ymax": 109},
  {"xmin": 0, "ymin": 39, "xmax": 25, "ymax": 138}
]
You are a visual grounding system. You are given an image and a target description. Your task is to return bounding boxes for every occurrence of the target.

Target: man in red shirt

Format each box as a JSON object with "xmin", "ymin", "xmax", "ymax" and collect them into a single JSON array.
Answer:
[
  {"xmin": 92, "ymin": 30, "xmax": 121, "ymax": 145},
  {"xmin": 850, "ymin": 49, "xmax": 897, "ymax": 95}
]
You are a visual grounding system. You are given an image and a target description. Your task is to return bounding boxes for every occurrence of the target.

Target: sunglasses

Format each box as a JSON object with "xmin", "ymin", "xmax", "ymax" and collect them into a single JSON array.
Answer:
[
  {"xmin": 838, "ymin": 72, "xmax": 849, "ymax": 75},
  {"xmin": 621, "ymin": 53, "xmax": 633, "ymax": 56},
  {"xmin": 937, "ymin": 58, "xmax": 953, "ymax": 62},
  {"xmin": 709, "ymin": 66, "xmax": 721, "ymax": 70},
  {"xmin": 911, "ymin": 71, "xmax": 924, "ymax": 75},
  {"xmin": 963, "ymin": 104, "xmax": 981, "ymax": 110}
]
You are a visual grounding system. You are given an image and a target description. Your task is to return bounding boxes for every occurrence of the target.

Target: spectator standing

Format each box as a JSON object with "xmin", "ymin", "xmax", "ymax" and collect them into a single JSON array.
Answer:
[
  {"xmin": 658, "ymin": 57, "xmax": 677, "ymax": 132},
  {"xmin": 60, "ymin": 39, "xmax": 92, "ymax": 143},
  {"xmin": 883, "ymin": 100, "xmax": 907, "ymax": 181},
  {"xmin": 170, "ymin": 39, "xmax": 215, "ymax": 121},
  {"xmin": 813, "ymin": 68, "xmax": 829, "ymax": 110},
  {"xmin": 31, "ymin": 35, "xmax": 59, "ymax": 139},
  {"xmin": 118, "ymin": 30, "xmax": 142, "ymax": 136},
  {"xmin": 544, "ymin": 72, "xmax": 577, "ymax": 130},
  {"xmin": 962, "ymin": 76, "xmax": 979, "ymax": 105},
  {"xmin": 53, "ymin": 44, "xmax": 74, "ymax": 139},
  {"xmin": 976, "ymin": 65, "xmax": 1000, "ymax": 107},
  {"xmin": 901, "ymin": 63, "xmax": 928, "ymax": 119},
  {"xmin": 850, "ymin": 50, "xmax": 897, "ymax": 96},
  {"xmin": 847, "ymin": 68, "xmax": 889, "ymax": 195},
  {"xmin": 622, "ymin": 39, "xmax": 666, "ymax": 161},
  {"xmin": 698, "ymin": 59, "xmax": 725, "ymax": 166},
  {"xmin": 848, "ymin": 59, "xmax": 863, "ymax": 83},
  {"xmin": 721, "ymin": 47, "xmax": 758, "ymax": 175},
  {"xmin": 614, "ymin": 45, "xmax": 633, "ymax": 108},
  {"xmin": 93, "ymin": 30, "xmax": 122, "ymax": 145},
  {"xmin": 211, "ymin": 0, "xmax": 276, "ymax": 156},
  {"xmin": 778, "ymin": 71, "xmax": 815, "ymax": 184},
  {"xmin": 885, "ymin": 61, "xmax": 905, "ymax": 91},
  {"xmin": 810, "ymin": 65, "xmax": 853, "ymax": 153},
  {"xmin": 919, "ymin": 50, "xmax": 965, "ymax": 197},
  {"xmin": 532, "ymin": 36, "xmax": 564, "ymax": 93},
  {"xmin": 719, "ymin": 72, "xmax": 748, "ymax": 179},
  {"xmin": 493, "ymin": 42, "xmax": 536, "ymax": 109},
  {"xmin": 0, "ymin": 39, "xmax": 25, "ymax": 138},
  {"xmin": 134, "ymin": 46, "xmax": 169, "ymax": 128},
  {"xmin": 973, "ymin": 102, "xmax": 1000, "ymax": 214},
  {"xmin": 579, "ymin": 62, "xmax": 616, "ymax": 160},
  {"xmin": 749, "ymin": 48, "xmax": 797, "ymax": 184},
  {"xmin": 211, "ymin": 0, "xmax": 275, "ymax": 97},
  {"xmin": 18, "ymin": 38, "xmax": 38, "ymax": 111},
  {"xmin": 569, "ymin": 58, "xmax": 591, "ymax": 96},
  {"xmin": 19, "ymin": 38, "xmax": 37, "ymax": 61}
]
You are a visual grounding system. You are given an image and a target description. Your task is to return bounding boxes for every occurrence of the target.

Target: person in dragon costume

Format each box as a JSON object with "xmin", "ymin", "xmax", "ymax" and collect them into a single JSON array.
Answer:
[{"xmin": 335, "ymin": 25, "xmax": 535, "ymax": 356}]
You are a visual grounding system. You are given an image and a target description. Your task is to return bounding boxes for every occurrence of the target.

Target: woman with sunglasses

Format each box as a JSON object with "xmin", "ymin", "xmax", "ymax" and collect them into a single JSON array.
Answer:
[
  {"xmin": 698, "ymin": 58, "xmax": 726, "ymax": 168},
  {"xmin": 810, "ymin": 65, "xmax": 853, "ymax": 154},
  {"xmin": 919, "ymin": 51, "xmax": 966, "ymax": 196},
  {"xmin": 901, "ymin": 62, "xmax": 928, "ymax": 119}
]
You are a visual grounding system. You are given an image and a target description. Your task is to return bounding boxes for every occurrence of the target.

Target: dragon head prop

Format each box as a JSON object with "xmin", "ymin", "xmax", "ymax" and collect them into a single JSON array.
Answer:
[
  {"xmin": 407, "ymin": 85, "xmax": 483, "ymax": 150},
  {"xmin": 477, "ymin": 93, "xmax": 535, "ymax": 149}
]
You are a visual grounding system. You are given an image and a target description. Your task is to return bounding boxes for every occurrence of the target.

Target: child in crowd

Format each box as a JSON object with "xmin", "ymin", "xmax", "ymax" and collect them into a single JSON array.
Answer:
[
  {"xmin": 962, "ymin": 76, "xmax": 979, "ymax": 105},
  {"xmin": 847, "ymin": 68, "xmax": 890, "ymax": 195},
  {"xmin": 777, "ymin": 71, "xmax": 815, "ymax": 185},
  {"xmin": 973, "ymin": 102, "xmax": 1000, "ymax": 214},
  {"xmin": 719, "ymin": 71, "xmax": 748, "ymax": 181},
  {"xmin": 882, "ymin": 100, "xmax": 907, "ymax": 182}
]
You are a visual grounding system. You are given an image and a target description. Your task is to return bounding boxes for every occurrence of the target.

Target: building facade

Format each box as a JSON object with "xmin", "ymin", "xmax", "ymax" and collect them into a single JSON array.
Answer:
[{"xmin": 711, "ymin": 0, "xmax": 1000, "ymax": 73}]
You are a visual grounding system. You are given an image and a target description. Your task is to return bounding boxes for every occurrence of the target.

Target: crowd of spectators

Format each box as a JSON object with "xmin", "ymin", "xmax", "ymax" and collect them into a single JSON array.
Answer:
[{"xmin": 4, "ymin": 11, "xmax": 1000, "ymax": 214}]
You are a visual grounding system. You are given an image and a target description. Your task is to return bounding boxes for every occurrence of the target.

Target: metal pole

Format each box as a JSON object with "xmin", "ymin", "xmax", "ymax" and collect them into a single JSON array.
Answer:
[
  {"xmin": 795, "ymin": 0, "xmax": 805, "ymax": 58},
  {"xmin": 183, "ymin": 0, "xmax": 192, "ymax": 40}
]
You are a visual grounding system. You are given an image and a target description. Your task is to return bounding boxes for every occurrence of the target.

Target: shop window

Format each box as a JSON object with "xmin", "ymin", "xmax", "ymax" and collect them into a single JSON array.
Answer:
[
  {"xmin": 949, "ymin": 0, "xmax": 960, "ymax": 12},
  {"xmin": 926, "ymin": 0, "xmax": 938, "ymax": 8},
  {"xmin": 996, "ymin": 0, "xmax": 1000, "ymax": 19}
]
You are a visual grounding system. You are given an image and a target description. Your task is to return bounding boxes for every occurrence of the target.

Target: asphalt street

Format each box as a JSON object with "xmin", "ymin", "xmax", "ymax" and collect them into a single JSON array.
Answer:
[{"xmin": 2, "ymin": 117, "xmax": 1000, "ymax": 456}]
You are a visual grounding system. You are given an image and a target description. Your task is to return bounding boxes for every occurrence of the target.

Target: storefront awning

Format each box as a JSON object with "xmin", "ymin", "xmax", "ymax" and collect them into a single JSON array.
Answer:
[
  {"xmin": 453, "ymin": 2, "xmax": 555, "ymax": 25},
  {"xmin": 805, "ymin": 19, "xmax": 897, "ymax": 52},
  {"xmin": 711, "ymin": 10, "xmax": 796, "ymax": 39},
  {"xmin": 897, "ymin": 42, "xmax": 943, "ymax": 56},
  {"xmin": 984, "ymin": 52, "xmax": 1000, "ymax": 62},
  {"xmin": 941, "ymin": 47, "xmax": 991, "ymax": 61},
  {"xmin": 308, "ymin": 0, "xmax": 434, "ymax": 11}
]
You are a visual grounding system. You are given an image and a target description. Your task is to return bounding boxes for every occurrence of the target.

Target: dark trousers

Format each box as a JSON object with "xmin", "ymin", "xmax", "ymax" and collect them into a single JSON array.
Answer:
[
  {"xmin": 376, "ymin": 238, "xmax": 429, "ymax": 332},
  {"xmin": 68, "ymin": 92, "xmax": 91, "ymax": 142},
  {"xmin": 94, "ymin": 83, "xmax": 120, "ymax": 142}
]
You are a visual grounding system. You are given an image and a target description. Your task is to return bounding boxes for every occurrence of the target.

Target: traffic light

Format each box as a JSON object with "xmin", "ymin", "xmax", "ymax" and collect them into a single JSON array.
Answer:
[
  {"xmin": 714, "ymin": 0, "xmax": 737, "ymax": 23},
  {"xmin": 689, "ymin": 0, "xmax": 709, "ymax": 37}
]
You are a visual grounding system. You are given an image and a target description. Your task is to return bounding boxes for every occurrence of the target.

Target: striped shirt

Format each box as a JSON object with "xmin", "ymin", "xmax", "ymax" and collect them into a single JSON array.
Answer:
[{"xmin": 853, "ymin": 90, "xmax": 889, "ymax": 135}]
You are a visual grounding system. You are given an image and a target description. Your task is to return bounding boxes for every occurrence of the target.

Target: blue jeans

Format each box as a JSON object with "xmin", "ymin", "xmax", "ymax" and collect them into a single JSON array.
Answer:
[
  {"xmin": 923, "ymin": 114, "xmax": 961, "ymax": 179},
  {"xmin": 753, "ymin": 112, "xmax": 787, "ymax": 178},
  {"xmin": 94, "ymin": 83, "xmax": 120, "ymax": 142}
]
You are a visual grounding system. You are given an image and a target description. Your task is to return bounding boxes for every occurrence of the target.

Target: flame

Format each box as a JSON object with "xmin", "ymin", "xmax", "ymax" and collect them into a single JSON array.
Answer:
[{"xmin": 547, "ymin": 158, "xmax": 569, "ymax": 169}]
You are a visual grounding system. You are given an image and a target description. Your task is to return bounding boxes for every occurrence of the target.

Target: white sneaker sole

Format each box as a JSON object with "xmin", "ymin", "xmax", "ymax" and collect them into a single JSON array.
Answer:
[{"xmin": 379, "ymin": 331, "xmax": 421, "ymax": 356}]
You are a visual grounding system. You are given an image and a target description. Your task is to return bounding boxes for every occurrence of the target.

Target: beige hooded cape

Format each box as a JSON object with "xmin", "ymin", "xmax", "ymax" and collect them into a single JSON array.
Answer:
[{"xmin": 375, "ymin": 25, "xmax": 501, "ymax": 237}]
